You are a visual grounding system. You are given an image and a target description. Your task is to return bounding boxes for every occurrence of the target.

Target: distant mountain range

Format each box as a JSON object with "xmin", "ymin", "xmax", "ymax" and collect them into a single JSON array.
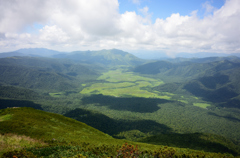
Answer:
[
  {"xmin": 53, "ymin": 49, "xmax": 145, "ymax": 66},
  {"xmin": 1, "ymin": 48, "xmax": 240, "ymax": 60},
  {"xmin": 129, "ymin": 50, "xmax": 240, "ymax": 59},
  {"xmin": 0, "ymin": 48, "xmax": 145, "ymax": 66}
]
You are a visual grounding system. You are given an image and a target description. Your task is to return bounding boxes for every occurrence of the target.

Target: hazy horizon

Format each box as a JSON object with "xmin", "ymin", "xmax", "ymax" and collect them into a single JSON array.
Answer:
[{"xmin": 1, "ymin": 47, "xmax": 240, "ymax": 60}]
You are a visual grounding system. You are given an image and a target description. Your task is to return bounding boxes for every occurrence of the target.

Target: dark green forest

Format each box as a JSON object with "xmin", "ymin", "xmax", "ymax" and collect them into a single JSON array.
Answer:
[{"xmin": 1, "ymin": 49, "xmax": 240, "ymax": 157}]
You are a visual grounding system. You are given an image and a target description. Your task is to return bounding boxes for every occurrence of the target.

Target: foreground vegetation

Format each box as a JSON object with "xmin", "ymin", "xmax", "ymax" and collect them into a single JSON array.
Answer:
[{"xmin": 0, "ymin": 107, "xmax": 239, "ymax": 157}]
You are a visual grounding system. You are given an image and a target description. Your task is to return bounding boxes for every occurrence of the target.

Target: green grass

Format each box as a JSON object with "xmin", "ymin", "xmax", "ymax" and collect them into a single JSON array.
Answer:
[
  {"xmin": 0, "ymin": 107, "xmax": 115, "ymax": 145},
  {"xmin": 193, "ymin": 103, "xmax": 211, "ymax": 108},
  {"xmin": 80, "ymin": 69, "xmax": 171, "ymax": 99}
]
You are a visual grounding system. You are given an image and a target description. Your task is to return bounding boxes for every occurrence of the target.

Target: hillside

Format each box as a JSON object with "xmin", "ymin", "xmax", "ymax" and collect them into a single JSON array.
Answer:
[
  {"xmin": 0, "ymin": 107, "xmax": 117, "ymax": 157},
  {"xmin": 133, "ymin": 57, "xmax": 240, "ymax": 81},
  {"xmin": 183, "ymin": 67, "xmax": 240, "ymax": 108},
  {"xmin": 0, "ymin": 56, "xmax": 98, "ymax": 92},
  {"xmin": 134, "ymin": 58, "xmax": 240, "ymax": 106},
  {"xmin": 133, "ymin": 60, "xmax": 215, "ymax": 82},
  {"xmin": 0, "ymin": 107, "xmax": 114, "ymax": 143},
  {"xmin": 0, "ymin": 56, "xmax": 97, "ymax": 76},
  {"xmin": 0, "ymin": 85, "xmax": 49, "ymax": 101},
  {"xmin": 0, "ymin": 107, "xmax": 239, "ymax": 157}
]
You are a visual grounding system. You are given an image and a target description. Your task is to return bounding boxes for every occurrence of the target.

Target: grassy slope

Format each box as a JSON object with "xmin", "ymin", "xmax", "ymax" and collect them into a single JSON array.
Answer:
[
  {"xmin": 0, "ymin": 107, "xmax": 238, "ymax": 157},
  {"xmin": 0, "ymin": 107, "xmax": 114, "ymax": 144}
]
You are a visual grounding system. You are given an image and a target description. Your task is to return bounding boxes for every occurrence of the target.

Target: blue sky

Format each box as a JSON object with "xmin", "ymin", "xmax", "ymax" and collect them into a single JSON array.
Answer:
[
  {"xmin": 0, "ymin": 0, "xmax": 239, "ymax": 56},
  {"xmin": 119, "ymin": 0, "xmax": 225, "ymax": 20}
]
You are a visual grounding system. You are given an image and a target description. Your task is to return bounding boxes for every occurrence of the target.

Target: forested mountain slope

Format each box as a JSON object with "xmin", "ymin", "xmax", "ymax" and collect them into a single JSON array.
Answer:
[
  {"xmin": 133, "ymin": 58, "xmax": 240, "ymax": 81},
  {"xmin": 0, "ymin": 56, "xmax": 97, "ymax": 76},
  {"xmin": 183, "ymin": 66, "xmax": 240, "ymax": 108},
  {"xmin": 0, "ymin": 56, "xmax": 98, "ymax": 91},
  {"xmin": 138, "ymin": 58, "xmax": 240, "ymax": 109}
]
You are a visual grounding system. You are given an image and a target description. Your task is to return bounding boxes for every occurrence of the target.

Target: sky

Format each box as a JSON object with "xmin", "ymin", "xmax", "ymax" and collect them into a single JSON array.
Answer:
[{"xmin": 0, "ymin": 0, "xmax": 239, "ymax": 56}]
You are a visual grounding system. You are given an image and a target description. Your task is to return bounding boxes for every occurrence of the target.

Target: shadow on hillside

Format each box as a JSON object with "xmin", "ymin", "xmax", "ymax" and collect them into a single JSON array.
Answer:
[
  {"xmin": 208, "ymin": 112, "xmax": 240, "ymax": 122},
  {"xmin": 198, "ymin": 74, "xmax": 229, "ymax": 89},
  {"xmin": 184, "ymin": 82, "xmax": 238, "ymax": 103},
  {"xmin": 81, "ymin": 94, "xmax": 173, "ymax": 113},
  {"xmin": 65, "ymin": 108, "xmax": 239, "ymax": 156},
  {"xmin": 64, "ymin": 108, "xmax": 172, "ymax": 136},
  {"xmin": 219, "ymin": 99, "xmax": 240, "ymax": 109},
  {"xmin": 139, "ymin": 133, "xmax": 239, "ymax": 156},
  {"xmin": 0, "ymin": 99, "xmax": 43, "ymax": 110}
]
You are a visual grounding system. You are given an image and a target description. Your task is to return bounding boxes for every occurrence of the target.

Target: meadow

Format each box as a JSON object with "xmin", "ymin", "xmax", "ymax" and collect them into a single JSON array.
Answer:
[
  {"xmin": 80, "ymin": 68, "xmax": 171, "ymax": 99},
  {"xmin": 79, "ymin": 68, "xmax": 213, "ymax": 108}
]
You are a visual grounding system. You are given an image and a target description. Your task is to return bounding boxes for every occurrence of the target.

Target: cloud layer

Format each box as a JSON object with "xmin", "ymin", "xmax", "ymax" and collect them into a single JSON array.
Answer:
[{"xmin": 0, "ymin": 0, "xmax": 239, "ymax": 54}]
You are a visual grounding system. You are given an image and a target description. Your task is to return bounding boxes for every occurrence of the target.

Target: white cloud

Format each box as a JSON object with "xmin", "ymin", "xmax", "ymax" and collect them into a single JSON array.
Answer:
[
  {"xmin": 39, "ymin": 25, "xmax": 70, "ymax": 44},
  {"xmin": 0, "ymin": 0, "xmax": 51, "ymax": 33},
  {"xmin": 0, "ymin": 0, "xmax": 240, "ymax": 54},
  {"xmin": 51, "ymin": 0, "xmax": 121, "ymax": 36}
]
